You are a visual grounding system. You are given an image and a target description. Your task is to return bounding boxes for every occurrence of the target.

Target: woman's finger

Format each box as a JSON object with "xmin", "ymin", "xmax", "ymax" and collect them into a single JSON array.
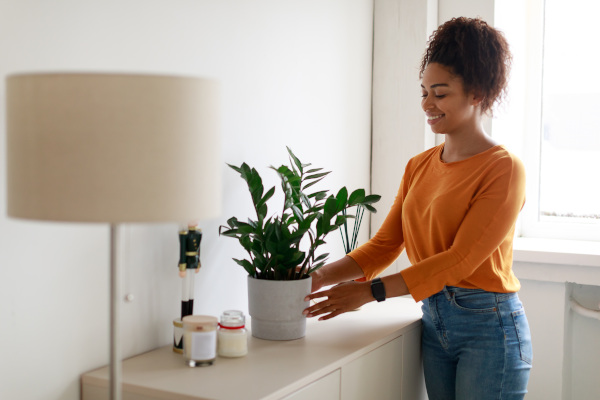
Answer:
[
  {"xmin": 305, "ymin": 290, "xmax": 329, "ymax": 302},
  {"xmin": 316, "ymin": 309, "xmax": 344, "ymax": 321},
  {"xmin": 304, "ymin": 301, "xmax": 338, "ymax": 318}
]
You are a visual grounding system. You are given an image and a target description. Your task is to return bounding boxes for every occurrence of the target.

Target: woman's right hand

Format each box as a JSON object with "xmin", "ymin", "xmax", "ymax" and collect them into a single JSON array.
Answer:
[{"xmin": 307, "ymin": 256, "xmax": 365, "ymax": 294}]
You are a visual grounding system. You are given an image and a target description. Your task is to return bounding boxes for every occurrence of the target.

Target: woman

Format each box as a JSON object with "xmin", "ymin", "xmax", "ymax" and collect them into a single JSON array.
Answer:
[{"xmin": 303, "ymin": 17, "xmax": 532, "ymax": 399}]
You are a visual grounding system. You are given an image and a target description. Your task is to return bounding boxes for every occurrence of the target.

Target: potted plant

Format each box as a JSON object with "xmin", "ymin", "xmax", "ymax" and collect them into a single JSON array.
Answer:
[{"xmin": 219, "ymin": 147, "xmax": 380, "ymax": 340}]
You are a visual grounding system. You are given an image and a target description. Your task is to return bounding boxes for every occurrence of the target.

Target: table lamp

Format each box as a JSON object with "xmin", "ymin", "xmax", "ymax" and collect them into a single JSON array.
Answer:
[{"xmin": 5, "ymin": 73, "xmax": 222, "ymax": 400}]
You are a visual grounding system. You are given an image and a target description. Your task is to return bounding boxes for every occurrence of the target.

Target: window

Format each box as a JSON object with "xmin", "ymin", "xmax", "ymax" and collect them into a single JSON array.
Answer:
[{"xmin": 495, "ymin": 0, "xmax": 600, "ymax": 242}]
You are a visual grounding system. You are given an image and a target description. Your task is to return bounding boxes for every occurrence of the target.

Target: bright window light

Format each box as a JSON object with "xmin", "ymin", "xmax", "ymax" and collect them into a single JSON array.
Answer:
[
  {"xmin": 495, "ymin": 0, "xmax": 600, "ymax": 241},
  {"xmin": 539, "ymin": 0, "xmax": 600, "ymax": 223}
]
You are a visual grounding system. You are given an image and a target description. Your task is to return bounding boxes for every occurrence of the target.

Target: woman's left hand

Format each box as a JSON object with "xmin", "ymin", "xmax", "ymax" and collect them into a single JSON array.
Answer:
[{"xmin": 303, "ymin": 280, "xmax": 373, "ymax": 321}]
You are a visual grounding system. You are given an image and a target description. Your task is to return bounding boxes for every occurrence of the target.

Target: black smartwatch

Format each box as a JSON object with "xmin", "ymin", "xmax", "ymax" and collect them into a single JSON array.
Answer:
[{"xmin": 370, "ymin": 277, "xmax": 386, "ymax": 302}]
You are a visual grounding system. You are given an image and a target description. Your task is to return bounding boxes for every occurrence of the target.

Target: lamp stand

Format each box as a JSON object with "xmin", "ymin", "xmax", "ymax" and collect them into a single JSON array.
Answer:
[{"xmin": 110, "ymin": 224, "xmax": 122, "ymax": 400}]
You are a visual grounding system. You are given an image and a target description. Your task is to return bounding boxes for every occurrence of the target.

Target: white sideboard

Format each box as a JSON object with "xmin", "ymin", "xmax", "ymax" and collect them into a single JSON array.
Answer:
[{"xmin": 82, "ymin": 297, "xmax": 425, "ymax": 400}]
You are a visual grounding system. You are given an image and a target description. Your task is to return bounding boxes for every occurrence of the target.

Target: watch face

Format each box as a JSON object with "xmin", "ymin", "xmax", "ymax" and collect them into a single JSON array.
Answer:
[{"xmin": 371, "ymin": 278, "xmax": 386, "ymax": 302}]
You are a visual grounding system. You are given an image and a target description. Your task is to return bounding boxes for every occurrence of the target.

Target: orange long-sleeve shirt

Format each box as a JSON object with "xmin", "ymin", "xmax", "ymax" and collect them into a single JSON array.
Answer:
[{"xmin": 349, "ymin": 144, "xmax": 526, "ymax": 302}]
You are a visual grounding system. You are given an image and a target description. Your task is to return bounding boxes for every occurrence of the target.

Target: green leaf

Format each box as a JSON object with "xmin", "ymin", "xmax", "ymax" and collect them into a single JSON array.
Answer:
[
  {"xmin": 287, "ymin": 147, "xmax": 304, "ymax": 175},
  {"xmin": 257, "ymin": 186, "xmax": 275, "ymax": 208},
  {"xmin": 307, "ymin": 190, "xmax": 328, "ymax": 201},
  {"xmin": 275, "ymin": 165, "xmax": 302, "ymax": 191},
  {"xmin": 313, "ymin": 253, "xmax": 328, "ymax": 262},
  {"xmin": 252, "ymin": 250, "xmax": 267, "ymax": 269},
  {"xmin": 305, "ymin": 172, "xmax": 330, "ymax": 181},
  {"xmin": 327, "ymin": 223, "xmax": 341, "ymax": 233},
  {"xmin": 248, "ymin": 169, "xmax": 264, "ymax": 204},
  {"xmin": 300, "ymin": 193, "xmax": 311, "ymax": 209},
  {"xmin": 334, "ymin": 214, "xmax": 349, "ymax": 227},
  {"xmin": 226, "ymin": 216, "xmax": 239, "ymax": 227},
  {"xmin": 240, "ymin": 235, "xmax": 252, "ymax": 251},
  {"xmin": 235, "ymin": 222, "xmax": 256, "ymax": 234},
  {"xmin": 364, "ymin": 204, "xmax": 377, "ymax": 213},
  {"xmin": 218, "ymin": 227, "xmax": 239, "ymax": 237},
  {"xmin": 305, "ymin": 168, "xmax": 323, "ymax": 174},
  {"xmin": 233, "ymin": 258, "xmax": 255, "ymax": 276},
  {"xmin": 239, "ymin": 163, "xmax": 253, "ymax": 183},
  {"xmin": 348, "ymin": 189, "xmax": 366, "ymax": 205},
  {"xmin": 305, "ymin": 205, "xmax": 324, "ymax": 214},
  {"xmin": 227, "ymin": 163, "xmax": 242, "ymax": 174},
  {"xmin": 291, "ymin": 205, "xmax": 304, "ymax": 222},
  {"xmin": 302, "ymin": 213, "xmax": 319, "ymax": 225},
  {"xmin": 335, "ymin": 187, "xmax": 348, "ymax": 211},
  {"xmin": 303, "ymin": 177, "xmax": 326, "ymax": 190},
  {"xmin": 285, "ymin": 251, "xmax": 305, "ymax": 267},
  {"xmin": 323, "ymin": 196, "xmax": 338, "ymax": 216},
  {"xmin": 257, "ymin": 204, "xmax": 267, "ymax": 221},
  {"xmin": 317, "ymin": 216, "xmax": 330, "ymax": 238},
  {"xmin": 362, "ymin": 194, "xmax": 382, "ymax": 205}
]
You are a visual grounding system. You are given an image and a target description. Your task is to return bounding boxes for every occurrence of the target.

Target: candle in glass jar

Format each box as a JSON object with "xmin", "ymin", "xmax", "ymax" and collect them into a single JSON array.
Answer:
[
  {"xmin": 217, "ymin": 310, "xmax": 248, "ymax": 358},
  {"xmin": 182, "ymin": 315, "xmax": 218, "ymax": 367}
]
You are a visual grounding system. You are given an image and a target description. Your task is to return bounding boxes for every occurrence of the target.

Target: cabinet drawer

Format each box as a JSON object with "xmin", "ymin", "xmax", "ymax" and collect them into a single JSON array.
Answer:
[
  {"xmin": 282, "ymin": 369, "xmax": 341, "ymax": 400},
  {"xmin": 341, "ymin": 336, "xmax": 403, "ymax": 400}
]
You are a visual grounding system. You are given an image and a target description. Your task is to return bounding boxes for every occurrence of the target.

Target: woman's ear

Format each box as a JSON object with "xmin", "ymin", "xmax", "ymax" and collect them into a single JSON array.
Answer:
[{"xmin": 470, "ymin": 91, "xmax": 484, "ymax": 108}]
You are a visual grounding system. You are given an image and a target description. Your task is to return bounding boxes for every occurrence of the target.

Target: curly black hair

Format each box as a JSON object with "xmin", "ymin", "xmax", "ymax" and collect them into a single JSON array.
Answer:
[{"xmin": 420, "ymin": 17, "xmax": 512, "ymax": 115}]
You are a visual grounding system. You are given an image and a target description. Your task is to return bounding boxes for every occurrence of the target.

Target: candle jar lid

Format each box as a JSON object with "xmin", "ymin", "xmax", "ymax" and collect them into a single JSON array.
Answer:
[
  {"xmin": 182, "ymin": 315, "xmax": 218, "ymax": 331},
  {"xmin": 219, "ymin": 310, "xmax": 245, "ymax": 328}
]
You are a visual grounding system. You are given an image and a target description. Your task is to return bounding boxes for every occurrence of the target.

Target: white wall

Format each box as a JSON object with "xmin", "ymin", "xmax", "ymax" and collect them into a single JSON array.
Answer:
[
  {"xmin": 0, "ymin": 1, "xmax": 374, "ymax": 399},
  {"xmin": 371, "ymin": 0, "xmax": 438, "ymax": 277},
  {"xmin": 566, "ymin": 283, "xmax": 600, "ymax": 400}
]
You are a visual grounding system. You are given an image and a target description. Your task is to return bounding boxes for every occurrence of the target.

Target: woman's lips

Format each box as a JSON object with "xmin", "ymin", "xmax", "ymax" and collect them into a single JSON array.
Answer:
[{"xmin": 427, "ymin": 114, "xmax": 444, "ymax": 125}]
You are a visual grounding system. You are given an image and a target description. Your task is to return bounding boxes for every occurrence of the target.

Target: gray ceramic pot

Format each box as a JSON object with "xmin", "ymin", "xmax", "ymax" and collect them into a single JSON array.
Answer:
[{"xmin": 247, "ymin": 275, "xmax": 312, "ymax": 340}]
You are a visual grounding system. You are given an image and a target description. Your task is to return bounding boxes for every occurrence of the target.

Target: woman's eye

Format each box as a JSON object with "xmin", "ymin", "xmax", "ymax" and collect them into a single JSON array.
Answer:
[{"xmin": 421, "ymin": 93, "xmax": 446, "ymax": 99}]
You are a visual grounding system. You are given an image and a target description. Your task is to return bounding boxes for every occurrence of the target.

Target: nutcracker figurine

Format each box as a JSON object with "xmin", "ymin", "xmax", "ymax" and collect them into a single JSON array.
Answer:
[{"xmin": 178, "ymin": 223, "xmax": 202, "ymax": 319}]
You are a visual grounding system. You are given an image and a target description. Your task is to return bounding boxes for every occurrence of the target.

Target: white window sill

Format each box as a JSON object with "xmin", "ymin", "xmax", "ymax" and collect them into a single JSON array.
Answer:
[
  {"xmin": 512, "ymin": 237, "xmax": 600, "ymax": 286},
  {"xmin": 513, "ymin": 237, "xmax": 600, "ymax": 267}
]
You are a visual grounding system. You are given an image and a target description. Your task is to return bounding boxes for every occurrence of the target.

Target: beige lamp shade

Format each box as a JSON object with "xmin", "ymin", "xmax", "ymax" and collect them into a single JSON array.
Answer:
[{"xmin": 6, "ymin": 73, "xmax": 221, "ymax": 223}]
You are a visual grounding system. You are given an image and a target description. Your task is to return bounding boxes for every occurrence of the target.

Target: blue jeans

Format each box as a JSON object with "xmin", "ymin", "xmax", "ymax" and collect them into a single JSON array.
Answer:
[{"xmin": 421, "ymin": 287, "xmax": 533, "ymax": 400}]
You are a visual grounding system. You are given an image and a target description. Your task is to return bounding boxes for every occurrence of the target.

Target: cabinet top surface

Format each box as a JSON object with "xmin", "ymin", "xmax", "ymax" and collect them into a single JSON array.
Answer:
[{"xmin": 82, "ymin": 297, "xmax": 422, "ymax": 400}]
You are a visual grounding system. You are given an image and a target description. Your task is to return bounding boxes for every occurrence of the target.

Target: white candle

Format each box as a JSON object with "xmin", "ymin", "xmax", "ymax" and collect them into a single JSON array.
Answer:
[
  {"xmin": 182, "ymin": 315, "xmax": 218, "ymax": 367},
  {"xmin": 217, "ymin": 310, "xmax": 248, "ymax": 358}
]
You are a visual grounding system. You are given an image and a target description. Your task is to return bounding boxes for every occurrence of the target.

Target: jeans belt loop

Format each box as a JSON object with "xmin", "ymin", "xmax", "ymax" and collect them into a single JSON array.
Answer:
[{"xmin": 442, "ymin": 286, "xmax": 452, "ymax": 301}]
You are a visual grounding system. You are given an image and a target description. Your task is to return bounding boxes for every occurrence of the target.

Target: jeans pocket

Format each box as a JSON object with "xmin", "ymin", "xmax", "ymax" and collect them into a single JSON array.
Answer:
[
  {"xmin": 511, "ymin": 308, "xmax": 533, "ymax": 365},
  {"xmin": 450, "ymin": 292, "xmax": 498, "ymax": 313}
]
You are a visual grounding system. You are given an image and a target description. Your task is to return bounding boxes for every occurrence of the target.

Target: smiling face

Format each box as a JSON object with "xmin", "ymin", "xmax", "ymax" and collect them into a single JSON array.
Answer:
[{"xmin": 420, "ymin": 62, "xmax": 481, "ymax": 135}]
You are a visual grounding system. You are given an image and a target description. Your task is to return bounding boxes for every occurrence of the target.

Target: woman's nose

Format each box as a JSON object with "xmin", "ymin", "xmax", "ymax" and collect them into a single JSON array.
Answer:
[{"xmin": 422, "ymin": 95, "xmax": 432, "ymax": 111}]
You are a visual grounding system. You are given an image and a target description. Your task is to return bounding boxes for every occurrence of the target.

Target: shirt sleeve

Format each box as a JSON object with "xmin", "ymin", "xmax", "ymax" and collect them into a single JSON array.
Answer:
[
  {"xmin": 400, "ymin": 156, "xmax": 526, "ymax": 302},
  {"xmin": 347, "ymin": 165, "xmax": 410, "ymax": 280}
]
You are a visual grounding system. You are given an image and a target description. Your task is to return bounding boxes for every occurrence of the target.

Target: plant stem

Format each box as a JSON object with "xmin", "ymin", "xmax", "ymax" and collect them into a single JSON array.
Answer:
[
  {"xmin": 343, "ymin": 209, "xmax": 350, "ymax": 253},
  {"xmin": 351, "ymin": 205, "xmax": 364, "ymax": 251},
  {"xmin": 340, "ymin": 228, "xmax": 348, "ymax": 254}
]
